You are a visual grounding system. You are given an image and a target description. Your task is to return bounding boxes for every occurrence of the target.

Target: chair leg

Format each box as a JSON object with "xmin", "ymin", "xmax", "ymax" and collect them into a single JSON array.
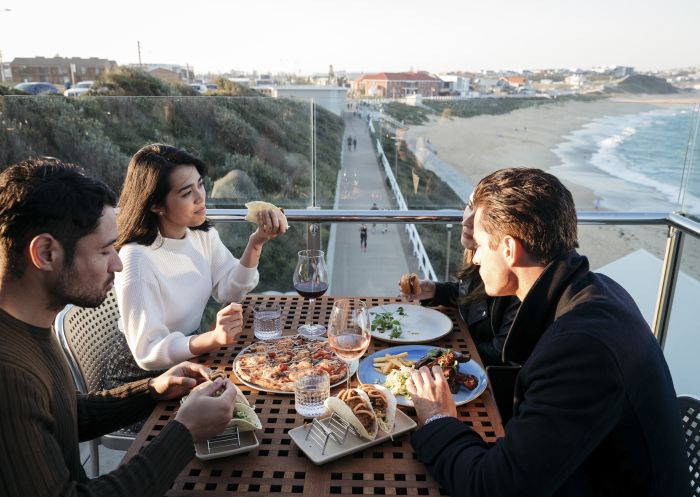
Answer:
[{"xmin": 89, "ymin": 439, "xmax": 100, "ymax": 477}]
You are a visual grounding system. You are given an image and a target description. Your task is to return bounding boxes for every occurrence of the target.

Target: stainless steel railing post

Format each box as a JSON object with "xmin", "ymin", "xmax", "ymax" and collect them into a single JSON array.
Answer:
[{"xmin": 652, "ymin": 225, "xmax": 685, "ymax": 349}]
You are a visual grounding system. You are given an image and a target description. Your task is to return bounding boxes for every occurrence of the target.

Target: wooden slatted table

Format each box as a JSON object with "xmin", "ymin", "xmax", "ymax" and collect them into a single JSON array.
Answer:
[{"xmin": 124, "ymin": 295, "xmax": 504, "ymax": 496}]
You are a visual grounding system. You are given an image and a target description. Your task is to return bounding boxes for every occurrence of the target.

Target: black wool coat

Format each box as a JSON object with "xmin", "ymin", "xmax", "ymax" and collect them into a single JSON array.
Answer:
[{"xmin": 411, "ymin": 250, "xmax": 690, "ymax": 497}]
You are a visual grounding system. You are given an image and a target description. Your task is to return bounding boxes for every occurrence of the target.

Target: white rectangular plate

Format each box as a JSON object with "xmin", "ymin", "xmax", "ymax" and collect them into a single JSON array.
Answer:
[
  {"xmin": 194, "ymin": 428, "xmax": 259, "ymax": 460},
  {"xmin": 288, "ymin": 409, "xmax": 417, "ymax": 465}
]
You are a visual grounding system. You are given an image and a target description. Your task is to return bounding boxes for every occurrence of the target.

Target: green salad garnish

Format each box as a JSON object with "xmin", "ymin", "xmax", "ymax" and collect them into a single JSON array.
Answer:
[{"xmin": 371, "ymin": 306, "xmax": 407, "ymax": 338}]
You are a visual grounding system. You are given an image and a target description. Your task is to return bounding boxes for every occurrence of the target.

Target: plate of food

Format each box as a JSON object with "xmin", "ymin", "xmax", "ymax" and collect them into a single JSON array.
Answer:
[
  {"xmin": 288, "ymin": 385, "xmax": 417, "ymax": 465},
  {"xmin": 367, "ymin": 303, "xmax": 453, "ymax": 343},
  {"xmin": 181, "ymin": 375, "xmax": 263, "ymax": 460},
  {"xmin": 233, "ymin": 335, "xmax": 356, "ymax": 394},
  {"xmin": 357, "ymin": 345, "xmax": 487, "ymax": 407}
]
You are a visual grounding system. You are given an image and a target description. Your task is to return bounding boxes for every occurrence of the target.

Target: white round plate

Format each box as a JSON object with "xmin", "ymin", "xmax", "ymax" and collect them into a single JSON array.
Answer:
[{"xmin": 367, "ymin": 303, "xmax": 453, "ymax": 343}]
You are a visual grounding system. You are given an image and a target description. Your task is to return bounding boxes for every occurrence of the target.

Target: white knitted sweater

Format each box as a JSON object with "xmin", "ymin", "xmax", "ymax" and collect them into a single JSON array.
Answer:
[{"xmin": 114, "ymin": 228, "xmax": 258, "ymax": 370}]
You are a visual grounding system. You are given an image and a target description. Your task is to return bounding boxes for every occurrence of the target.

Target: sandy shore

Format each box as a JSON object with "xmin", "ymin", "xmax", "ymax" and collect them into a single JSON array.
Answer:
[{"xmin": 405, "ymin": 95, "xmax": 699, "ymax": 273}]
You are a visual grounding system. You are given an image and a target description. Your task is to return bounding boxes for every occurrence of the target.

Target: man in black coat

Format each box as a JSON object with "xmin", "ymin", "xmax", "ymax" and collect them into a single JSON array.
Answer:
[{"xmin": 407, "ymin": 168, "xmax": 690, "ymax": 497}]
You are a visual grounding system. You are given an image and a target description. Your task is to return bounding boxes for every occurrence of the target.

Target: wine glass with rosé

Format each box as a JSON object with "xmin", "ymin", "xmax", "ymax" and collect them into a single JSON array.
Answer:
[
  {"xmin": 293, "ymin": 249, "xmax": 329, "ymax": 339},
  {"xmin": 327, "ymin": 299, "xmax": 371, "ymax": 389}
]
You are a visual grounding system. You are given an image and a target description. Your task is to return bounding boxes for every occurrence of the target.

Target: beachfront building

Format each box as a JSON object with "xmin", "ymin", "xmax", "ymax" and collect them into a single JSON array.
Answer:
[
  {"xmin": 437, "ymin": 74, "xmax": 470, "ymax": 96},
  {"xmin": 352, "ymin": 72, "xmax": 442, "ymax": 98},
  {"xmin": 565, "ymin": 74, "xmax": 587, "ymax": 87},
  {"xmin": 499, "ymin": 76, "xmax": 535, "ymax": 94},
  {"xmin": 10, "ymin": 56, "xmax": 117, "ymax": 85}
]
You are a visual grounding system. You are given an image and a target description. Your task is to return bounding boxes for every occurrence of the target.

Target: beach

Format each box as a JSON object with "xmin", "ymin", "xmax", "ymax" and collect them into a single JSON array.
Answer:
[{"xmin": 405, "ymin": 95, "xmax": 700, "ymax": 272}]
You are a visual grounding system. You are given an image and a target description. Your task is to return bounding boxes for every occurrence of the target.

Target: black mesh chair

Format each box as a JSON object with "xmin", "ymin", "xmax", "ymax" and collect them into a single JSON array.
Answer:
[
  {"xmin": 680, "ymin": 394, "xmax": 700, "ymax": 496},
  {"xmin": 54, "ymin": 290, "xmax": 136, "ymax": 477}
]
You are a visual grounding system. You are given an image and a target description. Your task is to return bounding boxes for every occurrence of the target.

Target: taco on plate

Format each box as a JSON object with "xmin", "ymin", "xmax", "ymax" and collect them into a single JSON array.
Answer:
[
  {"xmin": 230, "ymin": 402, "xmax": 262, "ymax": 431},
  {"xmin": 358, "ymin": 384, "xmax": 397, "ymax": 433},
  {"xmin": 324, "ymin": 388, "xmax": 378, "ymax": 440}
]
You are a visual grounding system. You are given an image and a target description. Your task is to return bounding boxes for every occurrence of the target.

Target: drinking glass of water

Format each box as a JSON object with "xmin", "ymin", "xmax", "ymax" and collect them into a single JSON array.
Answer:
[
  {"xmin": 253, "ymin": 303, "xmax": 282, "ymax": 340},
  {"xmin": 294, "ymin": 370, "xmax": 330, "ymax": 418}
]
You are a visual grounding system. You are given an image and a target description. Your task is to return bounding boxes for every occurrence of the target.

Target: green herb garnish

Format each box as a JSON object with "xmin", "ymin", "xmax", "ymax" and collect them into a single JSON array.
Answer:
[{"xmin": 370, "ymin": 308, "xmax": 407, "ymax": 338}]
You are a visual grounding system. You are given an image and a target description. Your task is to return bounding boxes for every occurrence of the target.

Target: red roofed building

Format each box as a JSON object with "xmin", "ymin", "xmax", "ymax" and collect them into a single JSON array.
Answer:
[
  {"xmin": 500, "ymin": 76, "xmax": 529, "ymax": 88},
  {"xmin": 352, "ymin": 71, "xmax": 442, "ymax": 98}
]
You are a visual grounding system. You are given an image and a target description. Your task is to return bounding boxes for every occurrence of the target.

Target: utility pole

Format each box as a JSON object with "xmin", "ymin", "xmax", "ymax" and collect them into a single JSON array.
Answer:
[
  {"xmin": 0, "ymin": 8, "xmax": 11, "ymax": 83},
  {"xmin": 137, "ymin": 41, "xmax": 142, "ymax": 67}
]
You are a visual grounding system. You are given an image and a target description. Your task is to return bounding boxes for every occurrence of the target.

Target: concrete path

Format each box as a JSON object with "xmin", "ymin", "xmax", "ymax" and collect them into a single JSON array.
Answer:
[{"xmin": 328, "ymin": 112, "xmax": 409, "ymax": 296}]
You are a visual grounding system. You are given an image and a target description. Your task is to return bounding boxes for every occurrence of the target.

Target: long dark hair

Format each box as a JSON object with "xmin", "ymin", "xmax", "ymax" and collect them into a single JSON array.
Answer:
[
  {"xmin": 457, "ymin": 248, "xmax": 486, "ymax": 305},
  {"xmin": 116, "ymin": 143, "xmax": 211, "ymax": 250}
]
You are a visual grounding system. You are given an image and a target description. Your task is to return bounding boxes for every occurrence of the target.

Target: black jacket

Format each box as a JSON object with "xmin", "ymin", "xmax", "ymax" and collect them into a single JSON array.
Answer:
[
  {"xmin": 421, "ymin": 277, "xmax": 519, "ymax": 367},
  {"xmin": 412, "ymin": 250, "xmax": 690, "ymax": 497}
]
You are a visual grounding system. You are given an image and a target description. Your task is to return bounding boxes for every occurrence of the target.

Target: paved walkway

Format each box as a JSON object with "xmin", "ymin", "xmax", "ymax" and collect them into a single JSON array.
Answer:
[{"xmin": 328, "ymin": 112, "xmax": 409, "ymax": 296}]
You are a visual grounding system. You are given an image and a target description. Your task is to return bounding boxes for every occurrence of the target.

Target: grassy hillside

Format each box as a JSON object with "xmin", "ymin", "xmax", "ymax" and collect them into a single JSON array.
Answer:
[
  {"xmin": 0, "ymin": 69, "xmax": 344, "ymax": 298},
  {"xmin": 614, "ymin": 74, "xmax": 679, "ymax": 94}
]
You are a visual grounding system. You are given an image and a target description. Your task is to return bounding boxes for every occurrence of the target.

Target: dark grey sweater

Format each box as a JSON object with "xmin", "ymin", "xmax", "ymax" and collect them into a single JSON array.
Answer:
[{"xmin": 0, "ymin": 308, "xmax": 195, "ymax": 496}]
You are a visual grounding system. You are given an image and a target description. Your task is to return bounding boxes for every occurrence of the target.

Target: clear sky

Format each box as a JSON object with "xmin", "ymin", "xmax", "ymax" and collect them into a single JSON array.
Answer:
[{"xmin": 1, "ymin": 0, "xmax": 697, "ymax": 75}]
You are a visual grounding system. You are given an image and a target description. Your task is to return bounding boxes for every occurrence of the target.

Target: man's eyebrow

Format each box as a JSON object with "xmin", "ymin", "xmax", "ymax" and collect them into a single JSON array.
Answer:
[{"xmin": 101, "ymin": 238, "xmax": 117, "ymax": 249}]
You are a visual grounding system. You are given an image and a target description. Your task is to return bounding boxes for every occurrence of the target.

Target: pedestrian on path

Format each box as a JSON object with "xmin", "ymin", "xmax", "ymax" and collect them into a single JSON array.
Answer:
[
  {"xmin": 347, "ymin": 136, "xmax": 352, "ymax": 151},
  {"xmin": 360, "ymin": 224, "xmax": 368, "ymax": 251},
  {"xmin": 353, "ymin": 137, "xmax": 357, "ymax": 150},
  {"xmin": 370, "ymin": 202, "xmax": 378, "ymax": 231}
]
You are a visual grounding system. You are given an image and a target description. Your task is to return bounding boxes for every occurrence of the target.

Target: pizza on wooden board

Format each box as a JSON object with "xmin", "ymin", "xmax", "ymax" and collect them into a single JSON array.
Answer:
[{"xmin": 234, "ymin": 336, "xmax": 347, "ymax": 392}]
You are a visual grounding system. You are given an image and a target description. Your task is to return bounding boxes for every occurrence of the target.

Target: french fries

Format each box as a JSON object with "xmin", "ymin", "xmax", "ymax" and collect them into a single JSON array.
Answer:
[{"xmin": 373, "ymin": 352, "xmax": 415, "ymax": 374}]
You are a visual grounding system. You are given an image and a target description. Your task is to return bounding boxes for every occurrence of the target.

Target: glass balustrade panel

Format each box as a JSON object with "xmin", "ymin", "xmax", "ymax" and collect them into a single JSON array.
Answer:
[{"xmin": 663, "ymin": 232, "xmax": 700, "ymax": 396}]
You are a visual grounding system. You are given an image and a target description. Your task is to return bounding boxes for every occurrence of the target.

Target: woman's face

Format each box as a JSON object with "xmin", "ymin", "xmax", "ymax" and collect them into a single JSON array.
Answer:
[{"xmin": 156, "ymin": 165, "xmax": 206, "ymax": 238}]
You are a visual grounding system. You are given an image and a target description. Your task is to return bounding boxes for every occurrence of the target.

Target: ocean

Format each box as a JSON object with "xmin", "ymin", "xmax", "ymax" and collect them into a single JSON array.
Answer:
[{"xmin": 552, "ymin": 105, "xmax": 700, "ymax": 215}]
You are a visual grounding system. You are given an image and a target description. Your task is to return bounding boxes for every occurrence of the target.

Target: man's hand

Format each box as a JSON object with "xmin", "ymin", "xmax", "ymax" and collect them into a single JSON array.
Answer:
[
  {"xmin": 406, "ymin": 365, "xmax": 457, "ymax": 425},
  {"xmin": 149, "ymin": 361, "xmax": 211, "ymax": 401},
  {"xmin": 175, "ymin": 379, "xmax": 238, "ymax": 442}
]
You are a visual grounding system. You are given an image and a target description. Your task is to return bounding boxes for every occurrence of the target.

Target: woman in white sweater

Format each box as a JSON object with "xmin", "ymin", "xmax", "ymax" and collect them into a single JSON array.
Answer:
[{"xmin": 112, "ymin": 144, "xmax": 286, "ymax": 383}]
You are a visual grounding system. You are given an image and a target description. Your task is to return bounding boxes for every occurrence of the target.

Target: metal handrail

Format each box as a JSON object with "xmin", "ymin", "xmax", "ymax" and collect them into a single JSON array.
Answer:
[
  {"xmin": 207, "ymin": 208, "xmax": 700, "ymax": 235},
  {"xmin": 208, "ymin": 207, "xmax": 700, "ymax": 348}
]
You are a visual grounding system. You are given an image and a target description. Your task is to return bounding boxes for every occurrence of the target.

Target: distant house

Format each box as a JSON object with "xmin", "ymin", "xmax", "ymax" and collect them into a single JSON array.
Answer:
[
  {"xmin": 500, "ymin": 76, "xmax": 529, "ymax": 88},
  {"xmin": 148, "ymin": 67, "xmax": 183, "ymax": 84},
  {"xmin": 473, "ymin": 78, "xmax": 499, "ymax": 93},
  {"xmin": 437, "ymin": 74, "xmax": 470, "ymax": 96},
  {"xmin": 127, "ymin": 63, "xmax": 192, "ymax": 82},
  {"xmin": 10, "ymin": 56, "xmax": 117, "ymax": 85},
  {"xmin": 228, "ymin": 77, "xmax": 252, "ymax": 87},
  {"xmin": 565, "ymin": 74, "xmax": 587, "ymax": 87},
  {"xmin": 352, "ymin": 72, "xmax": 442, "ymax": 98}
]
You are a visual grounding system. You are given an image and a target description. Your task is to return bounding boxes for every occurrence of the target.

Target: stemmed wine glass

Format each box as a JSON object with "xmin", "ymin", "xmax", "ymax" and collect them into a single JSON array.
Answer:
[
  {"xmin": 327, "ymin": 299, "xmax": 371, "ymax": 389},
  {"xmin": 293, "ymin": 249, "xmax": 329, "ymax": 339}
]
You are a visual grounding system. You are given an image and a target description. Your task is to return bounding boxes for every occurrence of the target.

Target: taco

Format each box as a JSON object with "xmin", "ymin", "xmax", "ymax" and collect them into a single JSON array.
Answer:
[
  {"xmin": 324, "ymin": 388, "xmax": 378, "ymax": 440},
  {"xmin": 208, "ymin": 372, "xmax": 250, "ymax": 406},
  {"xmin": 358, "ymin": 384, "xmax": 397, "ymax": 433},
  {"xmin": 244, "ymin": 201, "xmax": 288, "ymax": 231},
  {"xmin": 181, "ymin": 376, "xmax": 250, "ymax": 409},
  {"xmin": 229, "ymin": 402, "xmax": 262, "ymax": 431}
]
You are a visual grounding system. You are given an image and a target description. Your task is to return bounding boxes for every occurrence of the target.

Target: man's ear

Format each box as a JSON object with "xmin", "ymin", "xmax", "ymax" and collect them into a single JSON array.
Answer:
[
  {"xmin": 505, "ymin": 236, "xmax": 538, "ymax": 268},
  {"xmin": 502, "ymin": 235, "xmax": 524, "ymax": 268},
  {"xmin": 27, "ymin": 234, "xmax": 62, "ymax": 271}
]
